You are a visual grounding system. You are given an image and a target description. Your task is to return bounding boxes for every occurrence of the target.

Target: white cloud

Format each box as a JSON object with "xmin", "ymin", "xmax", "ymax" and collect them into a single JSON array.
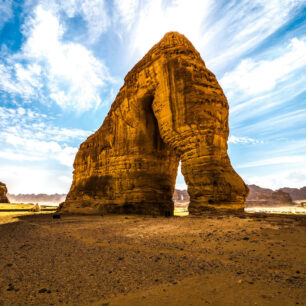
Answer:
[
  {"xmin": 0, "ymin": 5, "xmax": 113, "ymax": 112},
  {"xmin": 56, "ymin": 0, "xmax": 110, "ymax": 43},
  {"xmin": 0, "ymin": 105, "xmax": 92, "ymax": 193},
  {"xmin": 0, "ymin": 106, "xmax": 92, "ymax": 141},
  {"xmin": 237, "ymin": 155, "xmax": 306, "ymax": 169},
  {"xmin": 244, "ymin": 169, "xmax": 306, "ymax": 190},
  {"xmin": 228, "ymin": 135, "xmax": 263, "ymax": 144},
  {"xmin": 221, "ymin": 37, "xmax": 306, "ymax": 99},
  {"xmin": 203, "ymin": 0, "xmax": 304, "ymax": 71},
  {"xmin": 114, "ymin": 0, "xmax": 139, "ymax": 31},
  {"xmin": 2, "ymin": 133, "xmax": 78, "ymax": 167},
  {"xmin": 128, "ymin": 0, "xmax": 212, "ymax": 58},
  {"xmin": 0, "ymin": 150, "xmax": 43, "ymax": 161},
  {"xmin": 0, "ymin": 106, "xmax": 91, "ymax": 167},
  {"xmin": 0, "ymin": 165, "xmax": 71, "ymax": 194},
  {"xmin": 23, "ymin": 5, "xmax": 111, "ymax": 111},
  {"xmin": 56, "ymin": 146, "xmax": 78, "ymax": 167},
  {"xmin": 118, "ymin": 0, "xmax": 303, "ymax": 73},
  {"xmin": 80, "ymin": 0, "xmax": 110, "ymax": 43},
  {"xmin": 0, "ymin": 62, "xmax": 41, "ymax": 98}
]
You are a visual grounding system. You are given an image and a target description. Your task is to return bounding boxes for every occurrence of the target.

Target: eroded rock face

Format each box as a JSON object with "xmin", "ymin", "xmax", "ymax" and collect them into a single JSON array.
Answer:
[
  {"xmin": 0, "ymin": 182, "xmax": 9, "ymax": 203},
  {"xmin": 60, "ymin": 32, "xmax": 248, "ymax": 215}
]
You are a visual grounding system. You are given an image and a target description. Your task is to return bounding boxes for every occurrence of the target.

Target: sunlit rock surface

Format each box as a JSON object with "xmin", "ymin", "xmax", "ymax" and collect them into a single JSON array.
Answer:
[
  {"xmin": 0, "ymin": 182, "xmax": 9, "ymax": 203},
  {"xmin": 60, "ymin": 32, "xmax": 248, "ymax": 215}
]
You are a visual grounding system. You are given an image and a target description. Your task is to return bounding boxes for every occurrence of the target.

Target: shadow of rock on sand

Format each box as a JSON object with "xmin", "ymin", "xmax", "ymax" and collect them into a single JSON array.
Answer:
[{"xmin": 0, "ymin": 213, "xmax": 305, "ymax": 305}]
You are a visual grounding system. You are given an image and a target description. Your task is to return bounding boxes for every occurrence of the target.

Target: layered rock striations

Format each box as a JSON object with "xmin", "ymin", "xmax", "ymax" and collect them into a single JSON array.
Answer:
[
  {"xmin": 60, "ymin": 32, "xmax": 248, "ymax": 215},
  {"xmin": 0, "ymin": 182, "xmax": 9, "ymax": 203}
]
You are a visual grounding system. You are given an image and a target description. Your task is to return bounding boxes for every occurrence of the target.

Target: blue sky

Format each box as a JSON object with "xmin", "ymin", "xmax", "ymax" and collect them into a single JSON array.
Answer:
[{"xmin": 0, "ymin": 0, "xmax": 305, "ymax": 194}]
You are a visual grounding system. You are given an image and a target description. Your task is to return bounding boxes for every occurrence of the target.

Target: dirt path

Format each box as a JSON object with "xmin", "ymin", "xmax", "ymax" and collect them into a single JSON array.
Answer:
[{"xmin": 0, "ymin": 213, "xmax": 305, "ymax": 305}]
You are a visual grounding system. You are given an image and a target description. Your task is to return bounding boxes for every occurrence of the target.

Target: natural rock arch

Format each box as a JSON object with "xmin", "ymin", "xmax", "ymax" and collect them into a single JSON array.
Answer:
[{"xmin": 60, "ymin": 32, "xmax": 248, "ymax": 215}]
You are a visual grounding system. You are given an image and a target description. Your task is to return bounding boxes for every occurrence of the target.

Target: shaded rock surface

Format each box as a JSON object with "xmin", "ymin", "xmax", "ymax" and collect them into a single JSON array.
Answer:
[
  {"xmin": 0, "ymin": 182, "xmax": 9, "ymax": 203},
  {"xmin": 60, "ymin": 31, "xmax": 248, "ymax": 215}
]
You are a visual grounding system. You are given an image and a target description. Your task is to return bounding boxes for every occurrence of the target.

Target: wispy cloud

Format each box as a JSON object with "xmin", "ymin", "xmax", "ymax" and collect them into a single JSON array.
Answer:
[
  {"xmin": 0, "ymin": 105, "xmax": 91, "ymax": 193},
  {"xmin": 115, "ymin": 0, "xmax": 304, "ymax": 73},
  {"xmin": 0, "ymin": 106, "xmax": 91, "ymax": 167},
  {"xmin": 221, "ymin": 37, "xmax": 306, "ymax": 100},
  {"xmin": 114, "ymin": 0, "xmax": 139, "ymax": 31},
  {"xmin": 239, "ymin": 109, "xmax": 306, "ymax": 136},
  {"xmin": 228, "ymin": 135, "xmax": 263, "ymax": 144},
  {"xmin": 0, "ymin": 4, "xmax": 113, "ymax": 112},
  {"xmin": 237, "ymin": 155, "xmax": 306, "ymax": 169},
  {"xmin": 58, "ymin": 0, "xmax": 110, "ymax": 43}
]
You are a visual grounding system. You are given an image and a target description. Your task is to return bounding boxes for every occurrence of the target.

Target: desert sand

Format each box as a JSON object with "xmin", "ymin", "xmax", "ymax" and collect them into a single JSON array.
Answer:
[{"xmin": 0, "ymin": 211, "xmax": 305, "ymax": 306}]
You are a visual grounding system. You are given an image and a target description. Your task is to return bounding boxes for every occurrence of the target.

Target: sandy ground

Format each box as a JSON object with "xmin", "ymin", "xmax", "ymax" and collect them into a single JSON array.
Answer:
[{"xmin": 0, "ymin": 212, "xmax": 305, "ymax": 306}]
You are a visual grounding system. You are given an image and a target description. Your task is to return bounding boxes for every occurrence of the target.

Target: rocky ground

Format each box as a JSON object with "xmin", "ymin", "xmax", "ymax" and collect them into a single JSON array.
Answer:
[{"xmin": 0, "ymin": 212, "xmax": 305, "ymax": 306}]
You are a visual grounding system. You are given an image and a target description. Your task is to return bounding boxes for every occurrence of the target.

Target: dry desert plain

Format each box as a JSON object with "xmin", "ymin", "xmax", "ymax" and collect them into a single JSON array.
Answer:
[{"xmin": 0, "ymin": 205, "xmax": 305, "ymax": 306}]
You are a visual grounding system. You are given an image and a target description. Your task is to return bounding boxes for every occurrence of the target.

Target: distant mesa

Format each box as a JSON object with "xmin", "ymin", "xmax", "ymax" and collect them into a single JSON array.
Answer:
[
  {"xmin": 59, "ymin": 31, "xmax": 249, "ymax": 216},
  {"xmin": 0, "ymin": 182, "xmax": 9, "ymax": 203},
  {"xmin": 278, "ymin": 186, "xmax": 306, "ymax": 201},
  {"xmin": 7, "ymin": 193, "xmax": 66, "ymax": 204},
  {"xmin": 246, "ymin": 185, "xmax": 293, "ymax": 207},
  {"xmin": 5, "ymin": 186, "xmax": 303, "ymax": 208},
  {"xmin": 173, "ymin": 185, "xmax": 295, "ymax": 207},
  {"xmin": 173, "ymin": 189, "xmax": 190, "ymax": 202}
]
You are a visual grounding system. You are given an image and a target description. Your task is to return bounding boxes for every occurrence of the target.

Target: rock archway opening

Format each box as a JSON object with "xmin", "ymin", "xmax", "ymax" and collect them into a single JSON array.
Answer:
[{"xmin": 173, "ymin": 161, "xmax": 190, "ymax": 216}]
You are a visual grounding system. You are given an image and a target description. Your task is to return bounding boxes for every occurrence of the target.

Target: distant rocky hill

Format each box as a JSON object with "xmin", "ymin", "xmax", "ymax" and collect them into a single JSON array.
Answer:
[
  {"xmin": 6, "ymin": 185, "xmax": 306, "ymax": 205},
  {"xmin": 246, "ymin": 184, "xmax": 293, "ymax": 207},
  {"xmin": 173, "ymin": 189, "xmax": 190, "ymax": 202},
  {"xmin": 7, "ymin": 193, "xmax": 66, "ymax": 204},
  {"xmin": 278, "ymin": 187, "xmax": 306, "ymax": 201},
  {"xmin": 0, "ymin": 182, "xmax": 9, "ymax": 203},
  {"xmin": 173, "ymin": 185, "xmax": 303, "ymax": 207}
]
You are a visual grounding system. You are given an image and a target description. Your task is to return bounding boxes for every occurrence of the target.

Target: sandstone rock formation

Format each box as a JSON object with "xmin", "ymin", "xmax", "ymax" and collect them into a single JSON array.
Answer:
[
  {"xmin": 0, "ymin": 182, "xmax": 9, "ymax": 203},
  {"xmin": 31, "ymin": 203, "xmax": 40, "ymax": 212},
  {"xmin": 60, "ymin": 32, "xmax": 248, "ymax": 215}
]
